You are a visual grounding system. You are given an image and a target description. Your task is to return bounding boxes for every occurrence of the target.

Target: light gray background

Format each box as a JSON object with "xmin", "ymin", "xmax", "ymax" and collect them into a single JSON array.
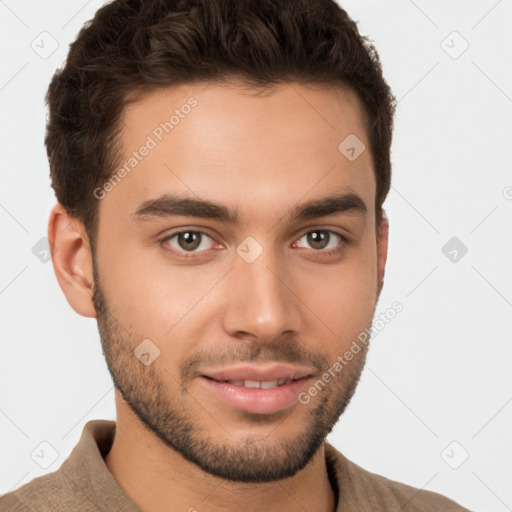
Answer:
[{"xmin": 1, "ymin": 1, "xmax": 511, "ymax": 510}]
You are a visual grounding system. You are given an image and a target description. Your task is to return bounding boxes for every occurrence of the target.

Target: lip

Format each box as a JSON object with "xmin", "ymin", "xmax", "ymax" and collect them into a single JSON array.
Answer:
[
  {"xmin": 201, "ymin": 363, "xmax": 313, "ymax": 383},
  {"xmin": 199, "ymin": 364, "xmax": 314, "ymax": 415}
]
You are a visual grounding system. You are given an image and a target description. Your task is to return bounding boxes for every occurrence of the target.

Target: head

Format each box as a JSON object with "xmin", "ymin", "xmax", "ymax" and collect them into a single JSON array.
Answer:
[{"xmin": 48, "ymin": 0, "xmax": 395, "ymax": 483}]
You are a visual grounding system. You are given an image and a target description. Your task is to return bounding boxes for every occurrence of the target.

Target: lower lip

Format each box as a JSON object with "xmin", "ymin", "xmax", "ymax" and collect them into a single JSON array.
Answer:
[{"xmin": 199, "ymin": 376, "xmax": 311, "ymax": 415}]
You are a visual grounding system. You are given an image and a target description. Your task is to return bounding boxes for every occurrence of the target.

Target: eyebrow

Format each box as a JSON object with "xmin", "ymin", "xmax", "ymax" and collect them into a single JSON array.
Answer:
[{"xmin": 132, "ymin": 192, "xmax": 367, "ymax": 225}]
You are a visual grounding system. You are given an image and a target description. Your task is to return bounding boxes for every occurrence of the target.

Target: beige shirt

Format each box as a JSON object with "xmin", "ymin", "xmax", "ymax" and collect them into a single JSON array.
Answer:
[{"xmin": 0, "ymin": 419, "xmax": 471, "ymax": 511}]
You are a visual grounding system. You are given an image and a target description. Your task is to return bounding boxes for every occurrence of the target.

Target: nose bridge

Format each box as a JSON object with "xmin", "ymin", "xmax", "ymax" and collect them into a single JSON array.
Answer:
[{"xmin": 222, "ymin": 237, "xmax": 299, "ymax": 341}]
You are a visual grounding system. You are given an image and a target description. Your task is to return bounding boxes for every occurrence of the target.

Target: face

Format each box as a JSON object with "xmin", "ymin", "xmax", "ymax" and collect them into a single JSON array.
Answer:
[{"xmin": 91, "ymin": 81, "xmax": 386, "ymax": 482}]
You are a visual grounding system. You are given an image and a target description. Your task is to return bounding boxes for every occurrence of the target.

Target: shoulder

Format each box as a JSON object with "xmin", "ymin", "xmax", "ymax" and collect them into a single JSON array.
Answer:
[
  {"xmin": 0, "ymin": 469, "xmax": 85, "ymax": 512},
  {"xmin": 0, "ymin": 419, "xmax": 119, "ymax": 512},
  {"xmin": 325, "ymin": 443, "xmax": 472, "ymax": 512}
]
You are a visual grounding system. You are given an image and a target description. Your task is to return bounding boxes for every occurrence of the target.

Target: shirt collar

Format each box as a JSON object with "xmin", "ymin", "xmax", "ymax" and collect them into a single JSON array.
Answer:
[{"xmin": 69, "ymin": 419, "xmax": 347, "ymax": 511}]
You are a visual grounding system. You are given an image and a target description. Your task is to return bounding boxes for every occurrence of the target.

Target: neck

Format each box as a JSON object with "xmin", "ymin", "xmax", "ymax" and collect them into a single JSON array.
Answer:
[{"xmin": 104, "ymin": 402, "xmax": 337, "ymax": 512}]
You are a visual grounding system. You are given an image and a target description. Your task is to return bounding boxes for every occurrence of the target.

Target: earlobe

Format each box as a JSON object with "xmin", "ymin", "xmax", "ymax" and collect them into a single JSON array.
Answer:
[
  {"xmin": 377, "ymin": 210, "xmax": 389, "ymax": 294},
  {"xmin": 48, "ymin": 204, "xmax": 97, "ymax": 318}
]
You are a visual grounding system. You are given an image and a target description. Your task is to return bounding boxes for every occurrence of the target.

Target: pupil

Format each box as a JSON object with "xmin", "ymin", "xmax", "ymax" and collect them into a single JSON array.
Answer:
[
  {"xmin": 179, "ymin": 232, "xmax": 200, "ymax": 250},
  {"xmin": 308, "ymin": 231, "xmax": 328, "ymax": 249}
]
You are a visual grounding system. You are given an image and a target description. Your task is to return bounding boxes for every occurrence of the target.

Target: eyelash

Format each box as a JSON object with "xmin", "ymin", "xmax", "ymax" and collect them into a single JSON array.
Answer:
[{"xmin": 159, "ymin": 228, "xmax": 349, "ymax": 260}]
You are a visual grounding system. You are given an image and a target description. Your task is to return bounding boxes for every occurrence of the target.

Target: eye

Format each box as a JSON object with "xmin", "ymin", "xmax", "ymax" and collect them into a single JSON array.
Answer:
[
  {"xmin": 160, "ymin": 228, "xmax": 347, "ymax": 259},
  {"xmin": 162, "ymin": 230, "xmax": 216, "ymax": 254},
  {"xmin": 295, "ymin": 230, "xmax": 345, "ymax": 252}
]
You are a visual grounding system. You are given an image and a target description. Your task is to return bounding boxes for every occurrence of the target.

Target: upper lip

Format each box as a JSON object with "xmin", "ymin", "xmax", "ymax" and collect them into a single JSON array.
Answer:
[{"xmin": 201, "ymin": 364, "xmax": 314, "ymax": 382}]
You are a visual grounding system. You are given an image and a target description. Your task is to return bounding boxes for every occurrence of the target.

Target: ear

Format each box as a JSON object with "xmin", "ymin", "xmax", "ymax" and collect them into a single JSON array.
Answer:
[
  {"xmin": 48, "ymin": 203, "xmax": 97, "ymax": 318},
  {"xmin": 376, "ymin": 210, "xmax": 389, "ymax": 295}
]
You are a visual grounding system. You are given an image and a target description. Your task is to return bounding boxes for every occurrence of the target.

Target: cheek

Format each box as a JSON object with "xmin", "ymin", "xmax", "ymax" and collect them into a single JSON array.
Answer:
[
  {"xmin": 96, "ymin": 226, "xmax": 378, "ymax": 359},
  {"xmin": 296, "ymin": 241, "xmax": 378, "ymax": 347},
  {"xmin": 97, "ymin": 240, "xmax": 223, "ymax": 344}
]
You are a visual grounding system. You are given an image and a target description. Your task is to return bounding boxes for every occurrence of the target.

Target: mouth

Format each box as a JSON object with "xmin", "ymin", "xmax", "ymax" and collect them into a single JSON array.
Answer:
[
  {"xmin": 198, "ymin": 364, "xmax": 314, "ymax": 415},
  {"xmin": 204, "ymin": 378, "xmax": 295, "ymax": 389}
]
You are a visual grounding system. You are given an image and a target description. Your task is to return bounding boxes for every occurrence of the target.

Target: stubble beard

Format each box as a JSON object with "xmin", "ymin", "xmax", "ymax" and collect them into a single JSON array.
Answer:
[{"xmin": 91, "ymin": 255, "xmax": 371, "ymax": 482}]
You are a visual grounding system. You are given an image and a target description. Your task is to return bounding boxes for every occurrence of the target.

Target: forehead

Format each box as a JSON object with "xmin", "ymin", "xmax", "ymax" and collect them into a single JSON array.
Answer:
[{"xmin": 99, "ymin": 81, "xmax": 376, "ymax": 226}]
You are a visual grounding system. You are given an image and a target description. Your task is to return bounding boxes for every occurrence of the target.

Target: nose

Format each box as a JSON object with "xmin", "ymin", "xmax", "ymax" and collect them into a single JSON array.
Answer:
[{"xmin": 221, "ymin": 244, "xmax": 301, "ymax": 343}]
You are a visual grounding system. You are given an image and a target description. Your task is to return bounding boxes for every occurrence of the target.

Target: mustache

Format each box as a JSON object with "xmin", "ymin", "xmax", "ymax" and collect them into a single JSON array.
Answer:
[{"xmin": 180, "ymin": 337, "xmax": 329, "ymax": 382}]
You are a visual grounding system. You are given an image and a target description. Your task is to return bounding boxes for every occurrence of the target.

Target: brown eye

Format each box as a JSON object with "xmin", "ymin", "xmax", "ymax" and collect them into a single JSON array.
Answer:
[
  {"xmin": 307, "ymin": 231, "xmax": 329, "ymax": 250},
  {"xmin": 297, "ymin": 230, "xmax": 344, "ymax": 251},
  {"xmin": 177, "ymin": 231, "xmax": 201, "ymax": 251},
  {"xmin": 163, "ymin": 231, "xmax": 215, "ymax": 253}
]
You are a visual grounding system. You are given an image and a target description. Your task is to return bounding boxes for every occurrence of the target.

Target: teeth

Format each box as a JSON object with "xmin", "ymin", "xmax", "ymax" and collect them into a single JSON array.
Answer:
[
  {"xmin": 225, "ymin": 379, "xmax": 288, "ymax": 389},
  {"xmin": 244, "ymin": 380, "xmax": 261, "ymax": 388}
]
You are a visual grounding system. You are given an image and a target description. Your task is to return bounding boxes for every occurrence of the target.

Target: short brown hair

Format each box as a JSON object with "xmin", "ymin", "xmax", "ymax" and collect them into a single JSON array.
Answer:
[{"xmin": 45, "ymin": 0, "xmax": 396, "ymax": 241}]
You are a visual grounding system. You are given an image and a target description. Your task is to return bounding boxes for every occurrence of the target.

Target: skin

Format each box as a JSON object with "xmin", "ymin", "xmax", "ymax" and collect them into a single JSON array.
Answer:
[{"xmin": 48, "ymin": 81, "xmax": 389, "ymax": 512}]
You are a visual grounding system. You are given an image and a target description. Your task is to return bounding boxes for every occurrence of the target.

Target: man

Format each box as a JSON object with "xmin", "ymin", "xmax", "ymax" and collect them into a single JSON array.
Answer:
[{"xmin": 1, "ymin": 0, "xmax": 471, "ymax": 510}]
